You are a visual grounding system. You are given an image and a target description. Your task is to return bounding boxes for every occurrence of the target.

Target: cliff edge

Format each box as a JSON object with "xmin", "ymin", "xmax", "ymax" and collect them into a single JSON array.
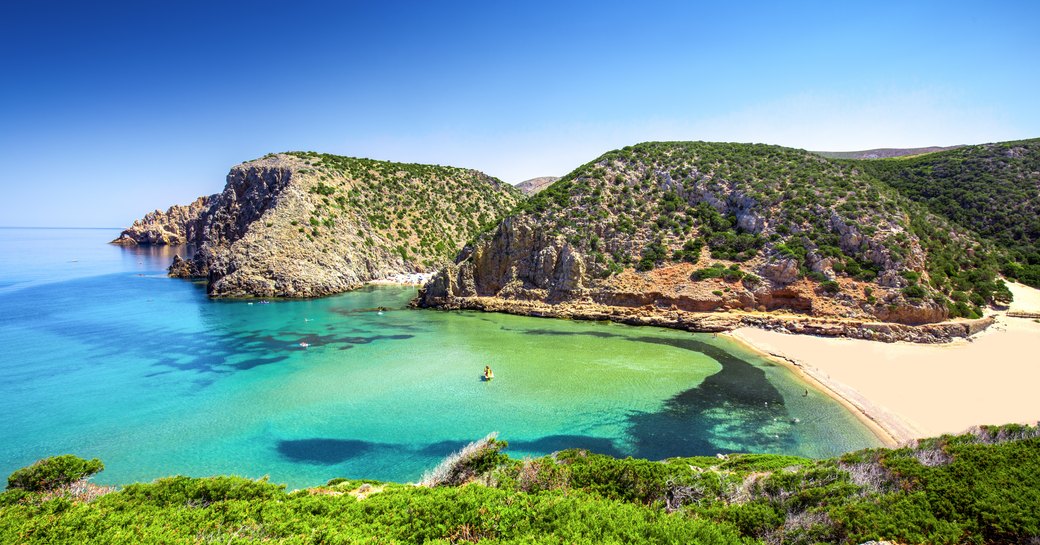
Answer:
[
  {"xmin": 111, "ymin": 195, "xmax": 216, "ymax": 245},
  {"xmin": 142, "ymin": 152, "xmax": 520, "ymax": 297}
]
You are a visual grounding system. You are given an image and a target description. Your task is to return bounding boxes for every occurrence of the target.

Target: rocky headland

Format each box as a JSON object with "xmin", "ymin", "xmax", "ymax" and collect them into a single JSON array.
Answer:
[
  {"xmin": 123, "ymin": 152, "xmax": 521, "ymax": 297},
  {"xmin": 111, "ymin": 195, "xmax": 216, "ymax": 245}
]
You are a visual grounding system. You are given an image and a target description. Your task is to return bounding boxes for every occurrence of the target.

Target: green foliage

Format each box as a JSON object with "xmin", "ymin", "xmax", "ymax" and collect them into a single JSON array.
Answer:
[
  {"xmin": 7, "ymin": 455, "xmax": 104, "ymax": 492},
  {"xmin": 819, "ymin": 280, "xmax": 841, "ymax": 293},
  {"xmin": 2, "ymin": 426, "xmax": 1039, "ymax": 544},
  {"xmin": 309, "ymin": 182, "xmax": 336, "ymax": 196},
  {"xmin": 637, "ymin": 240, "xmax": 668, "ymax": 271},
  {"xmin": 279, "ymin": 151, "xmax": 522, "ymax": 267},
  {"xmin": 859, "ymin": 139, "xmax": 1040, "ymax": 288}
]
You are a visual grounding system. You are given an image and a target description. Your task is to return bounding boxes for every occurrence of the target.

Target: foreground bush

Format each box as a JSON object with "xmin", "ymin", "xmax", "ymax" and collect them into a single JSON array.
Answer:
[{"xmin": 6, "ymin": 455, "xmax": 104, "ymax": 492}]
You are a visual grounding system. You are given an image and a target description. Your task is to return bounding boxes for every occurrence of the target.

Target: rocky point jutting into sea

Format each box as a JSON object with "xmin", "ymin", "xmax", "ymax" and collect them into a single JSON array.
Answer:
[{"xmin": 113, "ymin": 152, "xmax": 522, "ymax": 297}]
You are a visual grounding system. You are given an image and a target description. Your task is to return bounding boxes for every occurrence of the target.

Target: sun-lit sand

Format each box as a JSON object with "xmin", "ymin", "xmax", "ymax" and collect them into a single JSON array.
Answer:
[{"xmin": 729, "ymin": 281, "xmax": 1040, "ymax": 444}]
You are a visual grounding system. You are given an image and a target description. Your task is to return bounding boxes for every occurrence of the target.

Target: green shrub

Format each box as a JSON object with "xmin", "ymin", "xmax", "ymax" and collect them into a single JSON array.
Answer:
[
  {"xmin": 7, "ymin": 455, "xmax": 104, "ymax": 492},
  {"xmin": 820, "ymin": 280, "xmax": 841, "ymax": 293}
]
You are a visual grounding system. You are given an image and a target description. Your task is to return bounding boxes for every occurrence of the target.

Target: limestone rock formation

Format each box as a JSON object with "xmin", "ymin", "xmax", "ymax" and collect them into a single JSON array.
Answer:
[
  {"xmin": 154, "ymin": 152, "xmax": 520, "ymax": 297},
  {"xmin": 111, "ymin": 196, "xmax": 215, "ymax": 245},
  {"xmin": 514, "ymin": 176, "xmax": 560, "ymax": 196}
]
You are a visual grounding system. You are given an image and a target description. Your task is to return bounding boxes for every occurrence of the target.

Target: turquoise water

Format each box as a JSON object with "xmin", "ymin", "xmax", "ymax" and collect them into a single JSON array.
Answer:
[{"xmin": 0, "ymin": 228, "xmax": 880, "ymax": 489}]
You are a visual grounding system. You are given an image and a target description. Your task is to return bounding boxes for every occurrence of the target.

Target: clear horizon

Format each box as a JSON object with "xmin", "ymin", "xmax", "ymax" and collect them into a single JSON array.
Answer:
[{"xmin": 2, "ymin": 0, "xmax": 1038, "ymax": 227}]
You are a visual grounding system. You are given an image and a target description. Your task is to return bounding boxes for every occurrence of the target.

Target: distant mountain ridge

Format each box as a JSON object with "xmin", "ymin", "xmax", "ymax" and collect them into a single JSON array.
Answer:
[{"xmin": 813, "ymin": 146, "xmax": 962, "ymax": 160}]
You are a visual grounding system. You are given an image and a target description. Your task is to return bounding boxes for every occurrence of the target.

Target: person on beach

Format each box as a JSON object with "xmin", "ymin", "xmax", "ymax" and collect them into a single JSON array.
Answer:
[{"xmin": 484, "ymin": 365, "xmax": 494, "ymax": 380}]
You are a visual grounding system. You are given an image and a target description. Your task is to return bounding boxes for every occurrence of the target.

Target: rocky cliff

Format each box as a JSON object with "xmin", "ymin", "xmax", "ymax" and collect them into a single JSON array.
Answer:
[
  {"xmin": 111, "ymin": 195, "xmax": 216, "ymax": 245},
  {"xmin": 161, "ymin": 152, "xmax": 521, "ymax": 297},
  {"xmin": 514, "ymin": 176, "xmax": 560, "ymax": 196},
  {"xmin": 419, "ymin": 141, "xmax": 1011, "ymax": 328}
]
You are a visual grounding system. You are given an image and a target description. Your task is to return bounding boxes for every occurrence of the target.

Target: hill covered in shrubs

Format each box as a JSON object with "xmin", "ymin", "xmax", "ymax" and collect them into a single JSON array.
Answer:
[
  {"xmin": 423, "ymin": 141, "xmax": 1017, "ymax": 325},
  {"xmin": 856, "ymin": 138, "xmax": 1040, "ymax": 288}
]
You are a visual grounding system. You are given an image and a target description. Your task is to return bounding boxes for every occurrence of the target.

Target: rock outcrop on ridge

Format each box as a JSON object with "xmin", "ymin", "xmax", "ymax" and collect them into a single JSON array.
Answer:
[
  {"xmin": 514, "ymin": 176, "xmax": 560, "ymax": 196},
  {"xmin": 138, "ymin": 152, "xmax": 521, "ymax": 298},
  {"xmin": 419, "ymin": 141, "xmax": 1013, "ymax": 328},
  {"xmin": 111, "ymin": 195, "xmax": 216, "ymax": 245}
]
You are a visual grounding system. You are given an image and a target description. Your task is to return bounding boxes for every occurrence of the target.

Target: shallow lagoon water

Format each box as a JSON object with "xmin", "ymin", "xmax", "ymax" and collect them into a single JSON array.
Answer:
[{"xmin": 0, "ymin": 228, "xmax": 880, "ymax": 488}]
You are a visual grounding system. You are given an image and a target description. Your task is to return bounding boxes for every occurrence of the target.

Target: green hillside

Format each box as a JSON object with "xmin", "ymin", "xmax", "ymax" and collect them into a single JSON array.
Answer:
[
  {"xmin": 283, "ymin": 151, "xmax": 524, "ymax": 268},
  {"xmin": 855, "ymin": 139, "xmax": 1040, "ymax": 288},
  {"xmin": 508, "ymin": 141, "xmax": 1009, "ymax": 318},
  {"xmin": 3, "ymin": 426, "xmax": 1038, "ymax": 544}
]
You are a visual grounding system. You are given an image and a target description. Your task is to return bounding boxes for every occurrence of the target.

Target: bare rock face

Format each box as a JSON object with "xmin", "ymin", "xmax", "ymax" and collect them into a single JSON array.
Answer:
[
  {"xmin": 111, "ymin": 196, "xmax": 216, "ymax": 245},
  {"xmin": 427, "ymin": 216, "xmax": 586, "ymax": 302},
  {"xmin": 761, "ymin": 258, "xmax": 801, "ymax": 284},
  {"xmin": 162, "ymin": 153, "xmax": 520, "ymax": 298},
  {"xmin": 514, "ymin": 176, "xmax": 560, "ymax": 196},
  {"xmin": 872, "ymin": 300, "xmax": 948, "ymax": 325}
]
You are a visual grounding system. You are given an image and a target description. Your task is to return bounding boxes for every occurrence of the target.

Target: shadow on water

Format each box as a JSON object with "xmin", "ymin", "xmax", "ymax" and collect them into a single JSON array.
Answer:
[
  {"xmin": 494, "ymin": 325, "xmax": 796, "ymax": 458},
  {"xmin": 1, "ymin": 273, "xmax": 420, "ymax": 387},
  {"xmin": 273, "ymin": 333, "xmax": 795, "ymax": 469},
  {"xmin": 274, "ymin": 434, "xmax": 628, "ymax": 467},
  {"xmin": 276, "ymin": 439, "xmax": 380, "ymax": 464},
  {"xmin": 276, "ymin": 438, "xmax": 473, "ymax": 466},
  {"xmin": 625, "ymin": 336, "xmax": 793, "ymax": 458}
]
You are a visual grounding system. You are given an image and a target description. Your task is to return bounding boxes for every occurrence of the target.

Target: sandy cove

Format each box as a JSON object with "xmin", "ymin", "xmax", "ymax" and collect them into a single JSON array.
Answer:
[{"xmin": 729, "ymin": 281, "xmax": 1040, "ymax": 445}]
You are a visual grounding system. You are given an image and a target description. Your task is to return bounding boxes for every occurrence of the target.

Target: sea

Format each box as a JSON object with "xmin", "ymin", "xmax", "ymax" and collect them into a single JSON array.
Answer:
[{"xmin": 0, "ymin": 228, "xmax": 880, "ymax": 489}]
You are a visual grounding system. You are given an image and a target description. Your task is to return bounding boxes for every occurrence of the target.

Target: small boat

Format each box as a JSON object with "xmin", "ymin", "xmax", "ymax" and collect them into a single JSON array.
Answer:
[{"xmin": 299, "ymin": 342, "xmax": 310, "ymax": 348}]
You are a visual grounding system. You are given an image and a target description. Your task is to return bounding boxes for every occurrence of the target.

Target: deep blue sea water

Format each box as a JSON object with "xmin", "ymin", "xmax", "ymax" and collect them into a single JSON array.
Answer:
[{"xmin": 0, "ymin": 228, "xmax": 880, "ymax": 489}]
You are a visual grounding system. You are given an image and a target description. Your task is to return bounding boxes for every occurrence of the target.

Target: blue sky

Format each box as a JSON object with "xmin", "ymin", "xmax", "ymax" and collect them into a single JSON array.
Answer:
[{"xmin": 1, "ymin": 1, "xmax": 1038, "ymax": 227}]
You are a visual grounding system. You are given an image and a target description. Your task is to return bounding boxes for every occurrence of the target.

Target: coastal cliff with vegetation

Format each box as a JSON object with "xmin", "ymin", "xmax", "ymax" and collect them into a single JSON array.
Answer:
[
  {"xmin": 3, "ymin": 425, "xmax": 1039, "ymax": 544},
  {"xmin": 419, "ymin": 141, "xmax": 1017, "ymax": 337},
  {"xmin": 135, "ymin": 153, "xmax": 521, "ymax": 297}
]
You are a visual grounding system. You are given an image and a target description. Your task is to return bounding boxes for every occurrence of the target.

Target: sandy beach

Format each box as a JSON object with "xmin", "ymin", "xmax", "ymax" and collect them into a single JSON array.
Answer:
[{"xmin": 728, "ymin": 281, "xmax": 1040, "ymax": 445}]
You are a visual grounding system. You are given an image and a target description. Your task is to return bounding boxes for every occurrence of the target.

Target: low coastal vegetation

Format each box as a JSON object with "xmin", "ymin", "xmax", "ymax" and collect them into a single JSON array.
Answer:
[
  {"xmin": 282, "ymin": 152, "xmax": 521, "ymax": 269},
  {"xmin": 4, "ymin": 425, "xmax": 1038, "ymax": 544}
]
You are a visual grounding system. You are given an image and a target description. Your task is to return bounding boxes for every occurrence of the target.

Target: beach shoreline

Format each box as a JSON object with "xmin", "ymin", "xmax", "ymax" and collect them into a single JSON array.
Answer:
[
  {"xmin": 726, "ymin": 281, "xmax": 1040, "ymax": 446},
  {"xmin": 724, "ymin": 330, "xmax": 908, "ymax": 446}
]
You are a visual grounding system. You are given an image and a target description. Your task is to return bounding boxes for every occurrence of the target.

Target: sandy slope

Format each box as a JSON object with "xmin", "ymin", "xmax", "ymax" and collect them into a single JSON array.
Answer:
[{"xmin": 729, "ymin": 282, "xmax": 1040, "ymax": 443}]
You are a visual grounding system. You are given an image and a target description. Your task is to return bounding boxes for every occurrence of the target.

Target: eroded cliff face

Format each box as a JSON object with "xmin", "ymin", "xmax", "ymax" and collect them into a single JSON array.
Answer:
[
  {"xmin": 419, "ymin": 216, "xmax": 946, "ymax": 326},
  {"xmin": 111, "ymin": 196, "xmax": 216, "ymax": 245},
  {"xmin": 162, "ymin": 153, "xmax": 520, "ymax": 297}
]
